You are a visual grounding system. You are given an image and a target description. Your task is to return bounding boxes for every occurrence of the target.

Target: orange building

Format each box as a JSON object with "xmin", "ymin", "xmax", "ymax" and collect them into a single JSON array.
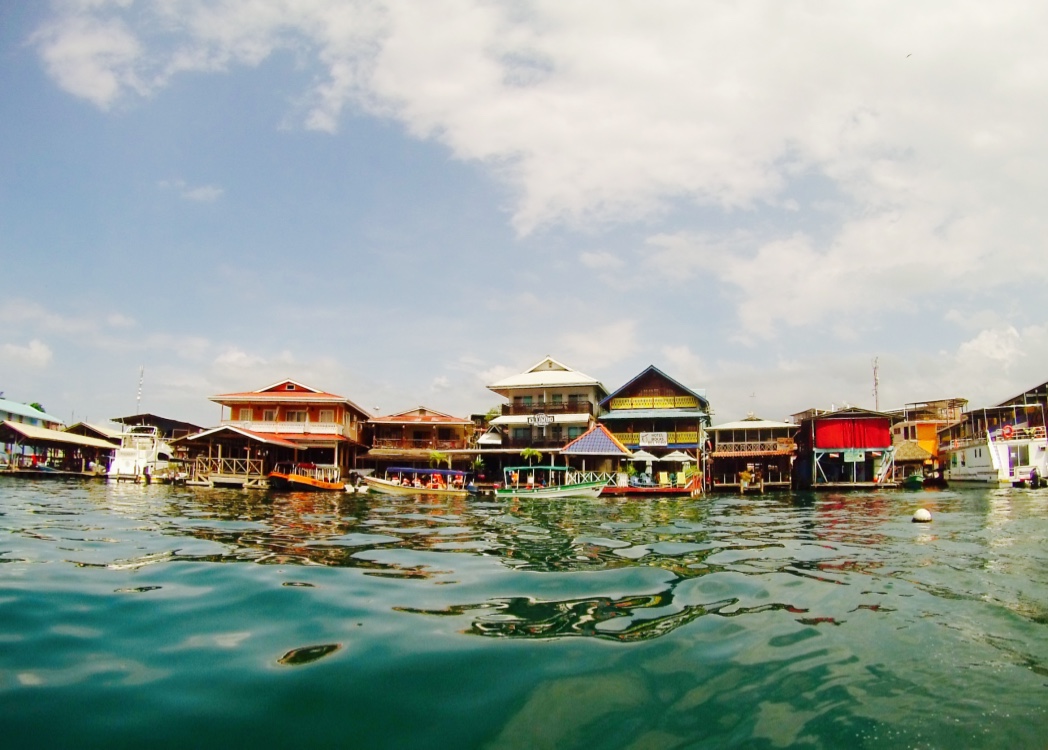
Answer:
[{"xmin": 200, "ymin": 379, "xmax": 372, "ymax": 477}]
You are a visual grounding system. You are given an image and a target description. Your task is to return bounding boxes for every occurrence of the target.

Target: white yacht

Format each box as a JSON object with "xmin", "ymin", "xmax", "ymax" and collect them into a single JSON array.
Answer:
[{"xmin": 108, "ymin": 425, "xmax": 174, "ymax": 482}]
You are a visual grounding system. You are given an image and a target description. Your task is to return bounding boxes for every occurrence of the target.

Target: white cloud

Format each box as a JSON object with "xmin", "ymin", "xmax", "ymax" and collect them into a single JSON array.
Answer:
[
  {"xmin": 557, "ymin": 321, "xmax": 638, "ymax": 371},
  {"xmin": 32, "ymin": 13, "xmax": 144, "ymax": 109},
  {"xmin": 158, "ymin": 179, "xmax": 224, "ymax": 202},
  {"xmin": 579, "ymin": 251, "xmax": 624, "ymax": 271},
  {"xmin": 28, "ymin": 1, "xmax": 1048, "ymax": 354},
  {"xmin": 0, "ymin": 339, "xmax": 53, "ymax": 368}
]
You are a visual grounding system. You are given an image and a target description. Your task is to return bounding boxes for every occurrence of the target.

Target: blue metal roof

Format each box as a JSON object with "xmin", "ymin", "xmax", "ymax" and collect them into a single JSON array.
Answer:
[
  {"xmin": 561, "ymin": 424, "xmax": 631, "ymax": 456},
  {"xmin": 0, "ymin": 398, "xmax": 63, "ymax": 425},
  {"xmin": 600, "ymin": 409, "xmax": 708, "ymax": 420}
]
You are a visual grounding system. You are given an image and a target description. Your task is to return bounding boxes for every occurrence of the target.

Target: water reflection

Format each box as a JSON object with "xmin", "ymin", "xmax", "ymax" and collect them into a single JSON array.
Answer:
[{"xmin": 6, "ymin": 480, "xmax": 1048, "ymax": 641}]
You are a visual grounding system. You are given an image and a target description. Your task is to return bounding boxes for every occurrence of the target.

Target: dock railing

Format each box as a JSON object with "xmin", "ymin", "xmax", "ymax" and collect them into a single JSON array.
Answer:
[{"xmin": 191, "ymin": 457, "xmax": 266, "ymax": 484}]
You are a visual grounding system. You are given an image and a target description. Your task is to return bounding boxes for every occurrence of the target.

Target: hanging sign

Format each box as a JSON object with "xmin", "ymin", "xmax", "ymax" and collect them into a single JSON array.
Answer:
[
  {"xmin": 528, "ymin": 414, "xmax": 553, "ymax": 427},
  {"xmin": 843, "ymin": 450, "xmax": 865, "ymax": 463},
  {"xmin": 640, "ymin": 432, "xmax": 669, "ymax": 447}
]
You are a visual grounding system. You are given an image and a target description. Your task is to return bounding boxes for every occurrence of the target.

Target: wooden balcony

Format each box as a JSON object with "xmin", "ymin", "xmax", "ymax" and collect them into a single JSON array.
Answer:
[
  {"xmin": 608, "ymin": 396, "xmax": 701, "ymax": 410},
  {"xmin": 614, "ymin": 432, "xmax": 699, "ymax": 446},
  {"xmin": 223, "ymin": 420, "xmax": 359, "ymax": 439},
  {"xmin": 372, "ymin": 438, "xmax": 468, "ymax": 451},
  {"xmin": 502, "ymin": 401, "xmax": 595, "ymax": 417},
  {"xmin": 498, "ymin": 437, "xmax": 578, "ymax": 450}
]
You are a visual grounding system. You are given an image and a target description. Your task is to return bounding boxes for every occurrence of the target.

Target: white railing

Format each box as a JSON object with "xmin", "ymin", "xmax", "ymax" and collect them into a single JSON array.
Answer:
[
  {"xmin": 568, "ymin": 471, "xmax": 618, "ymax": 486},
  {"xmin": 222, "ymin": 420, "xmax": 349, "ymax": 436},
  {"xmin": 192, "ymin": 456, "xmax": 265, "ymax": 479},
  {"xmin": 714, "ymin": 439, "xmax": 795, "ymax": 454}
]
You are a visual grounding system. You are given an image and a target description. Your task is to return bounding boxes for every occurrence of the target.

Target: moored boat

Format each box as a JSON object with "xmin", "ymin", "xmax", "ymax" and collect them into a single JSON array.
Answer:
[
  {"xmin": 268, "ymin": 462, "xmax": 345, "ymax": 492},
  {"xmin": 363, "ymin": 467, "xmax": 473, "ymax": 497},
  {"xmin": 108, "ymin": 425, "xmax": 174, "ymax": 483},
  {"xmin": 939, "ymin": 403, "xmax": 1048, "ymax": 487},
  {"xmin": 495, "ymin": 465, "xmax": 606, "ymax": 499},
  {"xmin": 900, "ymin": 473, "xmax": 925, "ymax": 490}
]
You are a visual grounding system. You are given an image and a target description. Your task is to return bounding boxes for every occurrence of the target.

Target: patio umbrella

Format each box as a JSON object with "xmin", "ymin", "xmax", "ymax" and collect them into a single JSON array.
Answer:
[
  {"xmin": 661, "ymin": 450, "xmax": 693, "ymax": 463},
  {"xmin": 630, "ymin": 449, "xmax": 658, "ymax": 462}
]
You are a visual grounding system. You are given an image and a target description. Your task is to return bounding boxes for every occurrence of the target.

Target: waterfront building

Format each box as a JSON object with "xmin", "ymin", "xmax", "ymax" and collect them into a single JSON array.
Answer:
[
  {"xmin": 0, "ymin": 398, "xmax": 67, "ymax": 466},
  {"xmin": 367, "ymin": 407, "xmax": 474, "ymax": 468},
  {"xmin": 0, "ymin": 398, "xmax": 63, "ymax": 429},
  {"xmin": 887, "ymin": 399, "xmax": 966, "ymax": 482},
  {"xmin": 598, "ymin": 364, "xmax": 710, "ymax": 463},
  {"xmin": 110, "ymin": 413, "xmax": 203, "ymax": 441},
  {"xmin": 177, "ymin": 379, "xmax": 371, "ymax": 487},
  {"xmin": 485, "ymin": 356, "xmax": 607, "ymax": 453},
  {"xmin": 792, "ymin": 406, "xmax": 897, "ymax": 489},
  {"xmin": 938, "ymin": 380, "xmax": 1048, "ymax": 486},
  {"xmin": 707, "ymin": 415, "xmax": 797, "ymax": 492}
]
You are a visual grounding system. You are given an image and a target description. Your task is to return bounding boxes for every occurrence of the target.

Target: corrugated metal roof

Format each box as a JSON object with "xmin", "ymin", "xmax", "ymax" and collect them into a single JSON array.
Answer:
[
  {"xmin": 561, "ymin": 424, "xmax": 631, "ymax": 456},
  {"xmin": 600, "ymin": 365, "xmax": 710, "ymax": 409},
  {"xmin": 0, "ymin": 421, "xmax": 117, "ymax": 450},
  {"xmin": 0, "ymin": 399, "xmax": 63, "ymax": 425},
  {"xmin": 487, "ymin": 356, "xmax": 606, "ymax": 393},
  {"xmin": 178, "ymin": 426, "xmax": 300, "ymax": 449},
  {"xmin": 709, "ymin": 417, "xmax": 796, "ymax": 430},
  {"xmin": 370, "ymin": 406, "xmax": 471, "ymax": 424}
]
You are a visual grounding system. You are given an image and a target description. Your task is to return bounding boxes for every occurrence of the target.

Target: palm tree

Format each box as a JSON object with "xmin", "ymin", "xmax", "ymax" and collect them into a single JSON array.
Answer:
[
  {"xmin": 429, "ymin": 450, "xmax": 451, "ymax": 469},
  {"xmin": 520, "ymin": 447, "xmax": 543, "ymax": 466}
]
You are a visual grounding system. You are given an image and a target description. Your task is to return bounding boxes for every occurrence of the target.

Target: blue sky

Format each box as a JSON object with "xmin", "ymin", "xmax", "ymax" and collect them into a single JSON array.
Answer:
[{"xmin": 2, "ymin": 0, "xmax": 1046, "ymax": 428}]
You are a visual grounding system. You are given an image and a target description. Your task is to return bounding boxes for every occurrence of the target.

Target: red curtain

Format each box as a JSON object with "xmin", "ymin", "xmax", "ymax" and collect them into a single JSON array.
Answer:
[{"xmin": 813, "ymin": 418, "xmax": 891, "ymax": 449}]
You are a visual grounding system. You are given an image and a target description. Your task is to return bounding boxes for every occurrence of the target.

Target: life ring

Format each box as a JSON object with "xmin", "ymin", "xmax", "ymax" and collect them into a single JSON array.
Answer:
[{"xmin": 1001, "ymin": 424, "xmax": 1014, "ymax": 439}]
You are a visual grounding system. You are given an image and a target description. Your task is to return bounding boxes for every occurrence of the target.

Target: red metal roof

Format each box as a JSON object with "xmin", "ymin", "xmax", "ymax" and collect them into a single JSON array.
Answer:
[
  {"xmin": 369, "ymin": 406, "xmax": 471, "ymax": 425},
  {"xmin": 180, "ymin": 426, "xmax": 301, "ymax": 449},
  {"xmin": 209, "ymin": 379, "xmax": 371, "ymax": 416}
]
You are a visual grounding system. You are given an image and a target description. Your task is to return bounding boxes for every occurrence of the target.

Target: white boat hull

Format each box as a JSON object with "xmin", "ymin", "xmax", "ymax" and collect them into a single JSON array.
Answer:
[
  {"xmin": 943, "ymin": 430, "xmax": 1047, "ymax": 486},
  {"xmin": 363, "ymin": 475, "xmax": 470, "ymax": 497},
  {"xmin": 495, "ymin": 481, "xmax": 605, "ymax": 499}
]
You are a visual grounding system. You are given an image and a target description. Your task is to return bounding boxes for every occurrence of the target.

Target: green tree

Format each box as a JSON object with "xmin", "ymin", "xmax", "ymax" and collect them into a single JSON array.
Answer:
[
  {"xmin": 520, "ymin": 447, "xmax": 543, "ymax": 466},
  {"xmin": 429, "ymin": 450, "xmax": 451, "ymax": 469},
  {"xmin": 28, "ymin": 402, "xmax": 45, "ymax": 413}
]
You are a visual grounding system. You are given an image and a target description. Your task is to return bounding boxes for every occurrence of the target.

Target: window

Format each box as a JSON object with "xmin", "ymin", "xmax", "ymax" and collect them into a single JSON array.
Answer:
[
  {"xmin": 551, "ymin": 394, "xmax": 563, "ymax": 405},
  {"xmin": 319, "ymin": 410, "xmax": 334, "ymax": 423},
  {"xmin": 285, "ymin": 411, "xmax": 307, "ymax": 422},
  {"xmin": 285, "ymin": 384, "xmax": 295, "ymax": 390},
  {"xmin": 238, "ymin": 408, "xmax": 252, "ymax": 421},
  {"xmin": 263, "ymin": 410, "xmax": 276, "ymax": 422},
  {"xmin": 568, "ymin": 426, "xmax": 583, "ymax": 439},
  {"xmin": 512, "ymin": 428, "xmax": 528, "ymax": 440}
]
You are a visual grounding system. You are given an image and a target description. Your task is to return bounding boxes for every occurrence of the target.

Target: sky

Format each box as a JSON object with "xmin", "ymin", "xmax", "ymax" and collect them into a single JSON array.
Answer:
[{"xmin": 1, "ymin": 0, "xmax": 1047, "ymax": 428}]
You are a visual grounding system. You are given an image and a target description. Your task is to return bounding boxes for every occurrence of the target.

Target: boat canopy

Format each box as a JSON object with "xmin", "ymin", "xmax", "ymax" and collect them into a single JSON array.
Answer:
[
  {"xmin": 385, "ymin": 466, "xmax": 469, "ymax": 476},
  {"xmin": 503, "ymin": 465, "xmax": 570, "ymax": 472}
]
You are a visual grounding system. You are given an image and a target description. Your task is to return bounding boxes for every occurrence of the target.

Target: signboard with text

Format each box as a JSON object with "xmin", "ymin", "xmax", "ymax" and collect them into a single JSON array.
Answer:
[
  {"xmin": 640, "ymin": 432, "xmax": 669, "ymax": 447},
  {"xmin": 528, "ymin": 414, "xmax": 553, "ymax": 427}
]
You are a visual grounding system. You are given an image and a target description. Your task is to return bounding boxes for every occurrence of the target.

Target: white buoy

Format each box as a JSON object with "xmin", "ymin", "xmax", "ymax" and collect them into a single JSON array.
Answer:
[{"xmin": 912, "ymin": 508, "xmax": 932, "ymax": 523}]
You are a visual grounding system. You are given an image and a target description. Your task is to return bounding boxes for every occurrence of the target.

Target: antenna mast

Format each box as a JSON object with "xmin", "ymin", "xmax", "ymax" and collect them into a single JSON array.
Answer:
[
  {"xmin": 872, "ymin": 357, "xmax": 880, "ymax": 412},
  {"xmin": 136, "ymin": 366, "xmax": 145, "ymax": 415}
]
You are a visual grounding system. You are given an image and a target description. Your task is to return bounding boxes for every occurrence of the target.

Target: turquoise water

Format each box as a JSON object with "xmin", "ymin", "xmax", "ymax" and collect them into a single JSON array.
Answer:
[{"xmin": 1, "ymin": 480, "xmax": 1046, "ymax": 748}]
